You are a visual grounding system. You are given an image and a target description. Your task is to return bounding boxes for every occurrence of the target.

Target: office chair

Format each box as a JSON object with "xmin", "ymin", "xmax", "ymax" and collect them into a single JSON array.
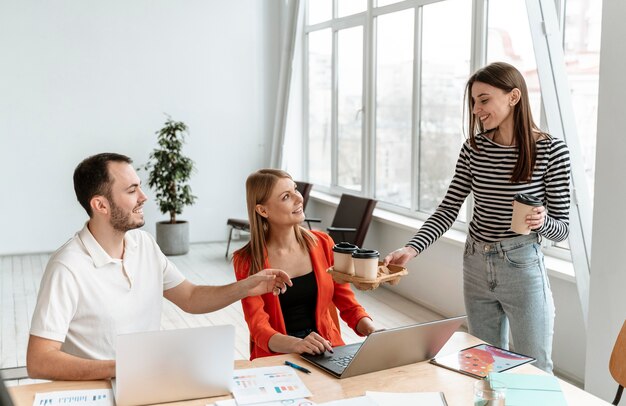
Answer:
[
  {"xmin": 225, "ymin": 181, "xmax": 314, "ymax": 258},
  {"xmin": 323, "ymin": 194, "xmax": 377, "ymax": 248},
  {"xmin": 611, "ymin": 320, "xmax": 626, "ymax": 404}
]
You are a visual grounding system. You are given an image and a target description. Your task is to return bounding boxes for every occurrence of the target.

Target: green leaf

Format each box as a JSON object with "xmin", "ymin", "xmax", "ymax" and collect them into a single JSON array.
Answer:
[{"xmin": 140, "ymin": 114, "xmax": 197, "ymax": 222}]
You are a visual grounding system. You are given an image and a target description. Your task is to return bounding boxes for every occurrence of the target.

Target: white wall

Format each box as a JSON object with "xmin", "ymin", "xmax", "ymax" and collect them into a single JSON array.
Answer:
[
  {"xmin": 585, "ymin": 0, "xmax": 626, "ymax": 400},
  {"xmin": 0, "ymin": 0, "xmax": 281, "ymax": 255}
]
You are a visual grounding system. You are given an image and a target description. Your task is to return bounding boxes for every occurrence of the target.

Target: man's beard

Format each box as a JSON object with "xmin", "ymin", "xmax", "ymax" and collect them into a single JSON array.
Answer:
[{"xmin": 109, "ymin": 198, "xmax": 145, "ymax": 232}]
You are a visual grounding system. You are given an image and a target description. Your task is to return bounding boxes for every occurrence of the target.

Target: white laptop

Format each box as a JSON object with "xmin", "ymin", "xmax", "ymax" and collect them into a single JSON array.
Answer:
[
  {"xmin": 301, "ymin": 316, "xmax": 466, "ymax": 378},
  {"xmin": 113, "ymin": 325, "xmax": 234, "ymax": 406}
]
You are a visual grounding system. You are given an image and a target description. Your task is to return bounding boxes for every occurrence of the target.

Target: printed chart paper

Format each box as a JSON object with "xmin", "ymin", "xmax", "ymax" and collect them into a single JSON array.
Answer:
[
  {"xmin": 232, "ymin": 366, "xmax": 312, "ymax": 405},
  {"xmin": 33, "ymin": 389, "xmax": 114, "ymax": 406}
]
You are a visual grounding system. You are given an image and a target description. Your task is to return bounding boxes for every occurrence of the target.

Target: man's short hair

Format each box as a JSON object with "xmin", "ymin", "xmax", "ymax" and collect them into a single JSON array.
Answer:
[{"xmin": 73, "ymin": 153, "xmax": 133, "ymax": 217}]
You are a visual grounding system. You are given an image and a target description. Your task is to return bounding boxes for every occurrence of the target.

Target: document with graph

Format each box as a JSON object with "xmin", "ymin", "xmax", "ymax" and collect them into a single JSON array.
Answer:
[{"xmin": 231, "ymin": 366, "xmax": 312, "ymax": 405}]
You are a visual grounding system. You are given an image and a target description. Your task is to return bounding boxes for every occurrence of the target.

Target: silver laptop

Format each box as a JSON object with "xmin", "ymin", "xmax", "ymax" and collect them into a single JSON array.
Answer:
[
  {"xmin": 1, "ymin": 372, "xmax": 15, "ymax": 406},
  {"xmin": 301, "ymin": 315, "xmax": 466, "ymax": 378},
  {"xmin": 113, "ymin": 325, "xmax": 234, "ymax": 406}
]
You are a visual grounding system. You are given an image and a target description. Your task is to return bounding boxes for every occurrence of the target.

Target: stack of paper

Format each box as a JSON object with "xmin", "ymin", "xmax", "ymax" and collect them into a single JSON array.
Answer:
[
  {"xmin": 33, "ymin": 389, "xmax": 114, "ymax": 406},
  {"xmin": 317, "ymin": 391, "xmax": 447, "ymax": 405}
]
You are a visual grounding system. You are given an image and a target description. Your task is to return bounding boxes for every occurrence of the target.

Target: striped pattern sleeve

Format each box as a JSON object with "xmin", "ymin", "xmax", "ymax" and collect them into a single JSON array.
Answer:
[
  {"xmin": 405, "ymin": 135, "xmax": 571, "ymax": 252},
  {"xmin": 536, "ymin": 139, "xmax": 570, "ymax": 241},
  {"xmin": 406, "ymin": 143, "xmax": 472, "ymax": 253}
]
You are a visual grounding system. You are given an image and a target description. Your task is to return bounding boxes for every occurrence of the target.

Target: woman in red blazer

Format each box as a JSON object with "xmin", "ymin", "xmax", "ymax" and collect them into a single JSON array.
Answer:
[{"xmin": 233, "ymin": 169, "xmax": 377, "ymax": 360}]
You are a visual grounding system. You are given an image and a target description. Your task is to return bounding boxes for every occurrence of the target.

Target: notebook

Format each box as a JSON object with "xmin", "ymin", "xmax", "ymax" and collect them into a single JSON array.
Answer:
[
  {"xmin": 429, "ymin": 343, "xmax": 535, "ymax": 379},
  {"xmin": 301, "ymin": 315, "xmax": 466, "ymax": 378},
  {"xmin": 113, "ymin": 325, "xmax": 234, "ymax": 406},
  {"xmin": 488, "ymin": 372, "xmax": 567, "ymax": 405}
]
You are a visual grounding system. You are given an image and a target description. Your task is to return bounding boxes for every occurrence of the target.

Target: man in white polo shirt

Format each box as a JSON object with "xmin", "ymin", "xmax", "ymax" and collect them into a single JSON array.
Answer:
[{"xmin": 26, "ymin": 153, "xmax": 292, "ymax": 381}]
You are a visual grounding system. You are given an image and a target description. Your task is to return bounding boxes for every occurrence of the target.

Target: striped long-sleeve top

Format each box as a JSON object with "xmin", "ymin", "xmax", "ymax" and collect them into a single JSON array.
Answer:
[{"xmin": 407, "ymin": 134, "xmax": 571, "ymax": 254}]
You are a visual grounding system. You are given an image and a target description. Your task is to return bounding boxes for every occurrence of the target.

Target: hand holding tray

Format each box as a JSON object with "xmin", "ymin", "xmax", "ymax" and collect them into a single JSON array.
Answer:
[{"xmin": 327, "ymin": 262, "xmax": 408, "ymax": 290}]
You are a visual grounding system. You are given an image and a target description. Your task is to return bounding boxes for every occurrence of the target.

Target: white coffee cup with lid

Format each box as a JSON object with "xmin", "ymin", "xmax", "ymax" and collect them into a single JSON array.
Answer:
[
  {"xmin": 352, "ymin": 249, "xmax": 380, "ymax": 280},
  {"xmin": 332, "ymin": 242, "xmax": 358, "ymax": 275},
  {"xmin": 510, "ymin": 193, "xmax": 543, "ymax": 235}
]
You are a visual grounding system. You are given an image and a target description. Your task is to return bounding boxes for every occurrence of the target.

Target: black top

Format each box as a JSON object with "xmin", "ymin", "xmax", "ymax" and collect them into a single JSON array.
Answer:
[{"xmin": 279, "ymin": 271, "xmax": 318, "ymax": 336}]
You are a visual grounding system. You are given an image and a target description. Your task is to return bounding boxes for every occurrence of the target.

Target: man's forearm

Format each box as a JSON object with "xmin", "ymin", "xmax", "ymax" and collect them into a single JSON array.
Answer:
[
  {"xmin": 27, "ymin": 350, "xmax": 115, "ymax": 381},
  {"xmin": 185, "ymin": 282, "xmax": 247, "ymax": 314},
  {"xmin": 165, "ymin": 270, "xmax": 283, "ymax": 314}
]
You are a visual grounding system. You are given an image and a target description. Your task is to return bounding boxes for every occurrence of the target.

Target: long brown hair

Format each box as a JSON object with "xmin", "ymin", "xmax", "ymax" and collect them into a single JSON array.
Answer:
[
  {"xmin": 464, "ymin": 62, "xmax": 548, "ymax": 183},
  {"xmin": 235, "ymin": 169, "xmax": 316, "ymax": 275}
]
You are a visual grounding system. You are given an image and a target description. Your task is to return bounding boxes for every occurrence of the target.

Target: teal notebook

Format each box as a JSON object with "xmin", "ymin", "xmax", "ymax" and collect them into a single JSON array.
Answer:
[{"xmin": 488, "ymin": 372, "xmax": 567, "ymax": 406}]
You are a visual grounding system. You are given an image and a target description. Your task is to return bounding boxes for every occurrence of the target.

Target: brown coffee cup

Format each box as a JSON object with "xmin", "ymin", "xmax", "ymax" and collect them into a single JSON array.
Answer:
[
  {"xmin": 510, "ymin": 193, "xmax": 542, "ymax": 235},
  {"xmin": 332, "ymin": 242, "xmax": 358, "ymax": 275}
]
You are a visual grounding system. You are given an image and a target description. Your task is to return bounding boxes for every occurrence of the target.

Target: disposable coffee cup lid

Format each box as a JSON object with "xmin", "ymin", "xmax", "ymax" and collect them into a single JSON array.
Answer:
[
  {"xmin": 351, "ymin": 249, "xmax": 380, "ymax": 259},
  {"xmin": 333, "ymin": 242, "xmax": 358, "ymax": 253},
  {"xmin": 513, "ymin": 193, "xmax": 542, "ymax": 206}
]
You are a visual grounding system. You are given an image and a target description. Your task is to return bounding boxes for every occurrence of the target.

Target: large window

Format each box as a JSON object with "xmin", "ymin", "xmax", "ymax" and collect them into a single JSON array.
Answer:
[
  {"xmin": 304, "ymin": 0, "xmax": 601, "ymax": 235},
  {"xmin": 418, "ymin": 0, "xmax": 471, "ymax": 218},
  {"xmin": 563, "ymin": 0, "xmax": 601, "ymax": 197},
  {"xmin": 307, "ymin": 29, "xmax": 332, "ymax": 187},
  {"xmin": 337, "ymin": 26, "xmax": 364, "ymax": 191},
  {"xmin": 375, "ymin": 9, "xmax": 414, "ymax": 208}
]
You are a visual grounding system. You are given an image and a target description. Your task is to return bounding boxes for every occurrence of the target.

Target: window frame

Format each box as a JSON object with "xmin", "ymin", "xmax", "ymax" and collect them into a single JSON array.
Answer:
[{"xmin": 302, "ymin": 0, "xmax": 598, "ymax": 256}]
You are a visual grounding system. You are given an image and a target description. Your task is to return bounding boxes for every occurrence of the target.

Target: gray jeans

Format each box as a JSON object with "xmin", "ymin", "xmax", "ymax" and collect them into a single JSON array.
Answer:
[{"xmin": 463, "ymin": 233, "xmax": 555, "ymax": 373}]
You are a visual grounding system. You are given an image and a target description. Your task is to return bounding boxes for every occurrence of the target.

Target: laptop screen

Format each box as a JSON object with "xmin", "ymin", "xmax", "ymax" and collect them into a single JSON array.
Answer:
[
  {"xmin": 114, "ymin": 325, "xmax": 235, "ymax": 406},
  {"xmin": 0, "ymin": 374, "xmax": 15, "ymax": 406}
]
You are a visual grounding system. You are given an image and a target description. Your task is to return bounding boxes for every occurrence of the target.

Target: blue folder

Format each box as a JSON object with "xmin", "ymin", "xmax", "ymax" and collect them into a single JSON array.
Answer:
[{"xmin": 488, "ymin": 372, "xmax": 567, "ymax": 406}]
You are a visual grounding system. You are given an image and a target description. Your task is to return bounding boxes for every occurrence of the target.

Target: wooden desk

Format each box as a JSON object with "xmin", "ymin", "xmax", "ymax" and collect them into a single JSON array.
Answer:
[{"xmin": 9, "ymin": 332, "xmax": 610, "ymax": 405}]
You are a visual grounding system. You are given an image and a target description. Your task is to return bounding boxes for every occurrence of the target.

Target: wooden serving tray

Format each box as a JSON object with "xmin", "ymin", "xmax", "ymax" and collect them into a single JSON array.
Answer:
[{"xmin": 327, "ymin": 262, "xmax": 408, "ymax": 291}]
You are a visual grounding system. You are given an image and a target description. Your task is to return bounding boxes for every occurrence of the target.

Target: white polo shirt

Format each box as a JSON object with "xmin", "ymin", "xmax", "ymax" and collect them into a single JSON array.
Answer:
[{"xmin": 30, "ymin": 224, "xmax": 185, "ymax": 360}]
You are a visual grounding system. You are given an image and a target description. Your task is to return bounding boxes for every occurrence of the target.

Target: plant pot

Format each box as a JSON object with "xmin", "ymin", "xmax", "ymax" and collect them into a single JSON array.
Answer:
[{"xmin": 156, "ymin": 221, "xmax": 189, "ymax": 256}]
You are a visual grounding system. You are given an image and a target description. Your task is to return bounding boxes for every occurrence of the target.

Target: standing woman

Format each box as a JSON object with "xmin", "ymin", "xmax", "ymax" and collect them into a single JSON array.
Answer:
[
  {"xmin": 234, "ymin": 169, "xmax": 376, "ymax": 360},
  {"xmin": 384, "ymin": 62, "xmax": 570, "ymax": 372}
]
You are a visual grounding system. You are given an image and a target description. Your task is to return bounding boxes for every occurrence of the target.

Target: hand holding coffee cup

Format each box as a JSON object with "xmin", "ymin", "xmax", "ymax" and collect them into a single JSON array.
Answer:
[{"xmin": 510, "ymin": 193, "xmax": 544, "ymax": 235}]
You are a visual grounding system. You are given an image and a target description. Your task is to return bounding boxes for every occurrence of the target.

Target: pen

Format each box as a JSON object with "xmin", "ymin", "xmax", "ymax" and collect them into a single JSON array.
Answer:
[{"xmin": 284, "ymin": 360, "xmax": 312, "ymax": 374}]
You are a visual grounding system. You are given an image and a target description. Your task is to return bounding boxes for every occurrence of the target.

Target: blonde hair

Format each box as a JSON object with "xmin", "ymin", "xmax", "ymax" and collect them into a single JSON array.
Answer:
[
  {"xmin": 464, "ymin": 62, "xmax": 549, "ymax": 183},
  {"xmin": 235, "ymin": 169, "xmax": 316, "ymax": 275}
]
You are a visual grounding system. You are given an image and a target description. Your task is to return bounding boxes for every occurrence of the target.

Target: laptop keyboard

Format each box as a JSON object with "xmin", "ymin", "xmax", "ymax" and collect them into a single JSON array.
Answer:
[{"xmin": 330, "ymin": 354, "xmax": 355, "ymax": 368}]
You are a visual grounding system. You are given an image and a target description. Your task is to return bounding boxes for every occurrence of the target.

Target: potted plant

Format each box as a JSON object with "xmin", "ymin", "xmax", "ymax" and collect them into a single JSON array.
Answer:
[{"xmin": 143, "ymin": 116, "xmax": 197, "ymax": 255}]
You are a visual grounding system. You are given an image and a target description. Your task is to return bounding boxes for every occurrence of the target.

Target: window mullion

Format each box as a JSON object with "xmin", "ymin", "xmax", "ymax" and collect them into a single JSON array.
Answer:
[
  {"xmin": 363, "ymin": 0, "xmax": 375, "ymax": 197},
  {"xmin": 411, "ymin": 6, "xmax": 422, "ymax": 213},
  {"xmin": 331, "ymin": 27, "xmax": 339, "ymax": 188}
]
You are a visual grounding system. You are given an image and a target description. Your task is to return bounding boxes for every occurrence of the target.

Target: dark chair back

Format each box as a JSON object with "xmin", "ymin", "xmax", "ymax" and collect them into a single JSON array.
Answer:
[
  {"xmin": 295, "ymin": 181, "xmax": 313, "ymax": 211},
  {"xmin": 327, "ymin": 194, "xmax": 377, "ymax": 248},
  {"xmin": 226, "ymin": 179, "xmax": 315, "ymax": 258}
]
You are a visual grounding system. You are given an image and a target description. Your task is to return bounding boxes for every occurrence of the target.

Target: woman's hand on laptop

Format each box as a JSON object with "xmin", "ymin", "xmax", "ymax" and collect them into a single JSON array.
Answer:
[
  {"xmin": 356, "ymin": 317, "xmax": 377, "ymax": 336},
  {"xmin": 383, "ymin": 246, "xmax": 418, "ymax": 267},
  {"xmin": 292, "ymin": 332, "xmax": 334, "ymax": 355},
  {"xmin": 244, "ymin": 268, "xmax": 293, "ymax": 297}
]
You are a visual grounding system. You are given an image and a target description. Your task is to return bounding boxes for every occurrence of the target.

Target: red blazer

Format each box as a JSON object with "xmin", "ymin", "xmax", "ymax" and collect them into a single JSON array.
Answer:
[{"xmin": 233, "ymin": 230, "xmax": 370, "ymax": 360}]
